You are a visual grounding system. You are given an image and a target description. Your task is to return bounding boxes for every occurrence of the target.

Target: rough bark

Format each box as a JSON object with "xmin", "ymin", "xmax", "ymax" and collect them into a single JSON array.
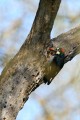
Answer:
[
  {"xmin": 0, "ymin": 0, "xmax": 61, "ymax": 120},
  {"xmin": 52, "ymin": 26, "xmax": 80, "ymax": 60}
]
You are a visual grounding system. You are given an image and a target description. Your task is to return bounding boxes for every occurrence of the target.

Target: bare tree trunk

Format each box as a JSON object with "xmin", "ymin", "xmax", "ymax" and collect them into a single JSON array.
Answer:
[
  {"xmin": 0, "ymin": 0, "xmax": 80, "ymax": 119},
  {"xmin": 0, "ymin": 0, "xmax": 61, "ymax": 120}
]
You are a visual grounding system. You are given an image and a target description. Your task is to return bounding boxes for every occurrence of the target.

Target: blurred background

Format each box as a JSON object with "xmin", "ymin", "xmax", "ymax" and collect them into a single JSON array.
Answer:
[{"xmin": 0, "ymin": 0, "xmax": 80, "ymax": 120}]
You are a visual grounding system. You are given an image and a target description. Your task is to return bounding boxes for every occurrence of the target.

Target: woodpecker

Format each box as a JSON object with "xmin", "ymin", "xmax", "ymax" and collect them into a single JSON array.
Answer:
[
  {"xmin": 43, "ymin": 47, "xmax": 65, "ymax": 85},
  {"xmin": 53, "ymin": 47, "xmax": 65, "ymax": 68}
]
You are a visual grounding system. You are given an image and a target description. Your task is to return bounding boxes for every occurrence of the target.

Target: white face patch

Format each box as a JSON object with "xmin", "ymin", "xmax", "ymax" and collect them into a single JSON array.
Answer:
[{"xmin": 56, "ymin": 51, "xmax": 60, "ymax": 55}]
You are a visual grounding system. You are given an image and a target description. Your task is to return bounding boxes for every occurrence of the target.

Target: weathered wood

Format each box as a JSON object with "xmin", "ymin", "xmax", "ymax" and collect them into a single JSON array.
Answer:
[
  {"xmin": 25, "ymin": 0, "xmax": 61, "ymax": 46},
  {"xmin": 0, "ymin": 0, "xmax": 61, "ymax": 120},
  {"xmin": 52, "ymin": 25, "xmax": 80, "ymax": 61},
  {"xmin": 0, "ymin": 25, "xmax": 80, "ymax": 120}
]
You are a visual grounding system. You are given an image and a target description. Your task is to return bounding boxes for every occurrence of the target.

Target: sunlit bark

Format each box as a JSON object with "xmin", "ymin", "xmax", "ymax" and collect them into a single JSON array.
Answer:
[{"xmin": 0, "ymin": 0, "xmax": 61, "ymax": 119}]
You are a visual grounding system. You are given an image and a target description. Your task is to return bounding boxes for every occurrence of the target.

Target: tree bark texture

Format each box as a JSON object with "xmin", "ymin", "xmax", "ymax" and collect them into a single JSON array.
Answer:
[
  {"xmin": 1, "ymin": 0, "xmax": 80, "ymax": 120},
  {"xmin": 52, "ymin": 26, "xmax": 80, "ymax": 60},
  {"xmin": 0, "ymin": 0, "xmax": 61, "ymax": 120}
]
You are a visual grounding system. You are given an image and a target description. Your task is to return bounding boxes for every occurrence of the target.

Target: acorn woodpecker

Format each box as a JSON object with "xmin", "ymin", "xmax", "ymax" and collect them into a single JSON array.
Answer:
[
  {"xmin": 53, "ymin": 48, "xmax": 65, "ymax": 68},
  {"xmin": 43, "ymin": 47, "xmax": 65, "ymax": 85}
]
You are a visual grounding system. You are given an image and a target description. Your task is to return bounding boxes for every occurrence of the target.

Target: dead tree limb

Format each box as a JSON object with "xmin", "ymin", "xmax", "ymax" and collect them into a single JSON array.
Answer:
[
  {"xmin": 1, "ymin": 0, "xmax": 80, "ymax": 120},
  {"xmin": 0, "ymin": 0, "xmax": 61, "ymax": 120},
  {"xmin": 52, "ymin": 25, "xmax": 80, "ymax": 61},
  {"xmin": 1, "ymin": 0, "xmax": 80, "ymax": 119}
]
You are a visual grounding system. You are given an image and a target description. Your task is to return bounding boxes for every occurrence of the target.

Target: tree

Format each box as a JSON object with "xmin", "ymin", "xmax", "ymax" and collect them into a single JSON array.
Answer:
[{"xmin": 0, "ymin": 0, "xmax": 80, "ymax": 120}]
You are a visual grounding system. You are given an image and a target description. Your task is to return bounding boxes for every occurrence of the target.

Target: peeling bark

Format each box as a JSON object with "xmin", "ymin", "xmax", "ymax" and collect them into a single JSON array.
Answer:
[{"xmin": 0, "ymin": 0, "xmax": 61, "ymax": 120}]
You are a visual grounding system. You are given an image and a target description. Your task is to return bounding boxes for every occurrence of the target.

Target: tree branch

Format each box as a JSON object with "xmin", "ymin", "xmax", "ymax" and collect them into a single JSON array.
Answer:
[
  {"xmin": 0, "ymin": 0, "xmax": 61, "ymax": 120},
  {"xmin": 1, "ymin": 0, "xmax": 80, "ymax": 119},
  {"xmin": 52, "ymin": 25, "xmax": 80, "ymax": 60},
  {"xmin": 1, "ymin": 1, "xmax": 80, "ymax": 119},
  {"xmin": 0, "ymin": 24, "xmax": 80, "ymax": 120},
  {"xmin": 22, "ymin": 0, "xmax": 61, "ymax": 47}
]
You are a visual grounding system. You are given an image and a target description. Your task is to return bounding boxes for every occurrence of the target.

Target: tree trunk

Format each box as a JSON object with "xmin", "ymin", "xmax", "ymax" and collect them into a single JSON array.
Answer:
[
  {"xmin": 0, "ymin": 0, "xmax": 61, "ymax": 120},
  {"xmin": 0, "ymin": 0, "xmax": 80, "ymax": 119}
]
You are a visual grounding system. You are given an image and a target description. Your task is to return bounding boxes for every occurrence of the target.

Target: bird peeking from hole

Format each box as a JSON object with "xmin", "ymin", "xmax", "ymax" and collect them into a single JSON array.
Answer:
[{"xmin": 43, "ymin": 47, "xmax": 65, "ymax": 85}]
